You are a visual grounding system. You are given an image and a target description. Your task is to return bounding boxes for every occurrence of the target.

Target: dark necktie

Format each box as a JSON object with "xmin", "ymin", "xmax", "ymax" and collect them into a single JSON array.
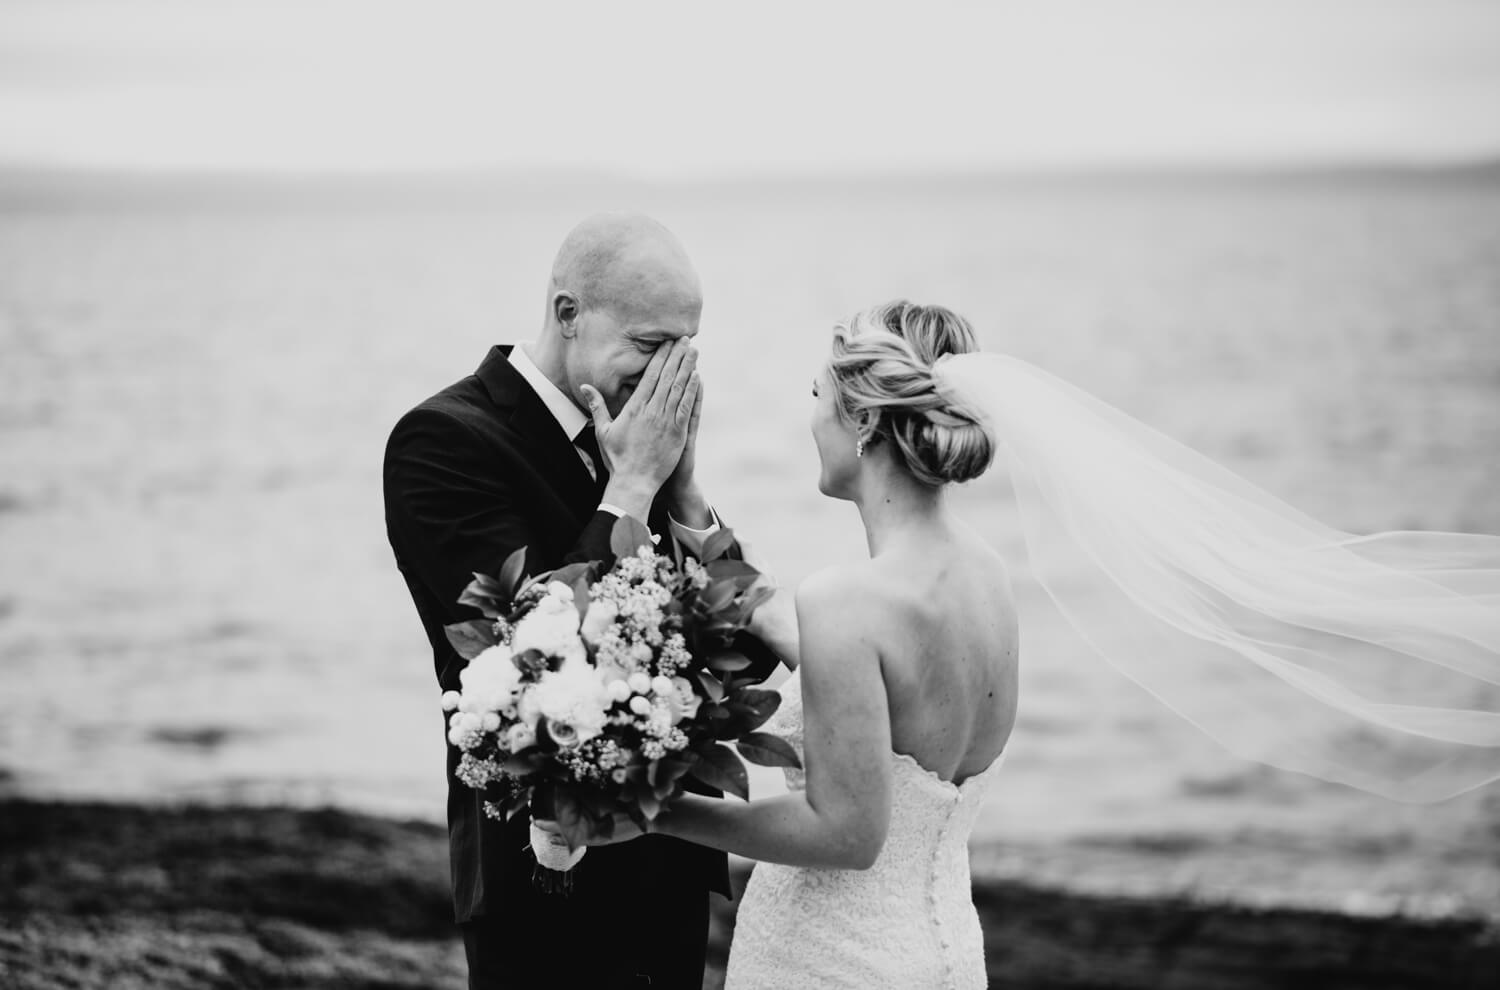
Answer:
[{"xmin": 574, "ymin": 423, "xmax": 608, "ymax": 487}]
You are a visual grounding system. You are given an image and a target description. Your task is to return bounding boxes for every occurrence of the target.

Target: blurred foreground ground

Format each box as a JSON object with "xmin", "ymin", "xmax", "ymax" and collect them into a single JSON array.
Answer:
[{"xmin": 2, "ymin": 799, "xmax": 1494, "ymax": 989}]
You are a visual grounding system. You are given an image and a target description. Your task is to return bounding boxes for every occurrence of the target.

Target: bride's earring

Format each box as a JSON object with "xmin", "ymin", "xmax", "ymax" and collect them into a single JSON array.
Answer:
[{"xmin": 855, "ymin": 438, "xmax": 865, "ymax": 458}]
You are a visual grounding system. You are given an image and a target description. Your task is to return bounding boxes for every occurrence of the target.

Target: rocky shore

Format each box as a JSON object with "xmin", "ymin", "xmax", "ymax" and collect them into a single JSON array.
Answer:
[{"xmin": 2, "ymin": 799, "xmax": 1494, "ymax": 989}]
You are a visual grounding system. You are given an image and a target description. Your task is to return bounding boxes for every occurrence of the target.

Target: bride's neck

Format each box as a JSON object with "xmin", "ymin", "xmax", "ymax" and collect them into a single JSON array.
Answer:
[{"xmin": 853, "ymin": 463, "xmax": 949, "ymax": 558}]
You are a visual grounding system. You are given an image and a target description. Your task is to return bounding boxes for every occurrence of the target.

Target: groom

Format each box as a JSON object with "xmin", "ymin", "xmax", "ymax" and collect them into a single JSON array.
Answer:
[{"xmin": 383, "ymin": 213, "xmax": 772, "ymax": 989}]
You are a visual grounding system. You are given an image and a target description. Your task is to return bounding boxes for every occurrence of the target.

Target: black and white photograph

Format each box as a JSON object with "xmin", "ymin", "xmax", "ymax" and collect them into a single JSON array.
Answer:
[{"xmin": 2, "ymin": 2, "xmax": 1498, "ymax": 987}]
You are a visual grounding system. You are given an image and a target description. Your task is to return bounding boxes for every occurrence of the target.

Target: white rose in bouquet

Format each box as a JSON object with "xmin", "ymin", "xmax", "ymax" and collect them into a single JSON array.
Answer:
[
  {"xmin": 579, "ymin": 599, "xmax": 619, "ymax": 646},
  {"xmin": 518, "ymin": 685, "xmax": 542, "ymax": 729},
  {"xmin": 458, "ymin": 644, "xmax": 523, "ymax": 714},
  {"xmin": 511, "ymin": 588, "xmax": 586, "ymax": 666},
  {"xmin": 669, "ymin": 676, "xmax": 702, "ymax": 723},
  {"xmin": 504, "ymin": 722, "xmax": 536, "ymax": 752},
  {"xmin": 533, "ymin": 659, "xmax": 611, "ymax": 744}
]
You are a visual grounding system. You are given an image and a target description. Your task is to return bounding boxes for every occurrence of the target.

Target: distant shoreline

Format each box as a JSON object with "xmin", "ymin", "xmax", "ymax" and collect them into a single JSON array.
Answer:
[
  {"xmin": 2, "ymin": 797, "xmax": 1494, "ymax": 989},
  {"xmin": 1, "ymin": 159, "xmax": 1497, "ymax": 212}
]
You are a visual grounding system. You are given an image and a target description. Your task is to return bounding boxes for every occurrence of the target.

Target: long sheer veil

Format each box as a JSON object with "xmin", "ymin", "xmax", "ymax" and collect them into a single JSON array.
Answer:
[{"xmin": 933, "ymin": 352, "xmax": 1500, "ymax": 803}]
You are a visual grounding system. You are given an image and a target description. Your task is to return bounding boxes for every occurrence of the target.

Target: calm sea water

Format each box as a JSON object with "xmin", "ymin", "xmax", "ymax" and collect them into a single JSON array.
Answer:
[{"xmin": 2, "ymin": 171, "xmax": 1498, "ymax": 909}]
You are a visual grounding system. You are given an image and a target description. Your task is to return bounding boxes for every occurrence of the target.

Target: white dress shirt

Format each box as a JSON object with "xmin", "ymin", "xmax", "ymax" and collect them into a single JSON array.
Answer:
[{"xmin": 508, "ymin": 343, "xmax": 719, "ymax": 552}]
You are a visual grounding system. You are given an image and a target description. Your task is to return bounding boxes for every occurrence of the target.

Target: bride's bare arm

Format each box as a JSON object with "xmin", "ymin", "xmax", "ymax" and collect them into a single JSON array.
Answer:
[
  {"xmin": 745, "ymin": 585, "xmax": 800, "ymax": 671},
  {"xmin": 650, "ymin": 568, "xmax": 893, "ymax": 869}
]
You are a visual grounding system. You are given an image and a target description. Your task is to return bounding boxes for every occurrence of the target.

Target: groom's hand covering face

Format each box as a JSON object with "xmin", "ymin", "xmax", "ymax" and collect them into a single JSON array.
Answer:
[
  {"xmin": 570, "ymin": 304, "xmax": 701, "ymax": 418},
  {"xmin": 583, "ymin": 337, "xmax": 700, "ymax": 488}
]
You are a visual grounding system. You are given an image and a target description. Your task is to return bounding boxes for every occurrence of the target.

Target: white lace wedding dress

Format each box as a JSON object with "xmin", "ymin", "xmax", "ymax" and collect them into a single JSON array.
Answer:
[{"xmin": 724, "ymin": 672, "xmax": 1004, "ymax": 989}]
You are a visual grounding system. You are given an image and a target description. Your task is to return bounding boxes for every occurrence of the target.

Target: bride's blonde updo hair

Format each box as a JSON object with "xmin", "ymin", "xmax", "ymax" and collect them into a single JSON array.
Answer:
[{"xmin": 827, "ymin": 300, "xmax": 995, "ymax": 487}]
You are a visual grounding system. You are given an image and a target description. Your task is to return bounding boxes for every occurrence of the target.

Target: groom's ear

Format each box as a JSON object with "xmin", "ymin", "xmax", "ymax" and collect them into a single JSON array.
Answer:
[{"xmin": 554, "ymin": 292, "xmax": 580, "ymax": 338}]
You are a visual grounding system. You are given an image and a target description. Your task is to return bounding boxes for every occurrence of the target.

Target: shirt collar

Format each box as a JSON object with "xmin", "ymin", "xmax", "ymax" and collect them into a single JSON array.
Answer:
[{"xmin": 509, "ymin": 343, "xmax": 589, "ymax": 442}]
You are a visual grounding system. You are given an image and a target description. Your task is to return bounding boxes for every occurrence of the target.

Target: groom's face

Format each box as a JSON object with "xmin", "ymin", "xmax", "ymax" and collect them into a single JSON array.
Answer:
[{"xmin": 568, "ymin": 299, "xmax": 701, "ymax": 417}]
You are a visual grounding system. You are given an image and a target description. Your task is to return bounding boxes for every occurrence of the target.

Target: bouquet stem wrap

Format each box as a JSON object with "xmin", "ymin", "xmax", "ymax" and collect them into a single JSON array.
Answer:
[{"xmin": 530, "ymin": 821, "xmax": 587, "ymax": 896}]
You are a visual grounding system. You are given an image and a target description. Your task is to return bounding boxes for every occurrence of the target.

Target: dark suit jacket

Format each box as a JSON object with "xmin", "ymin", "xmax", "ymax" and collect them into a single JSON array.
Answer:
[{"xmin": 384, "ymin": 344, "xmax": 764, "ymax": 924}]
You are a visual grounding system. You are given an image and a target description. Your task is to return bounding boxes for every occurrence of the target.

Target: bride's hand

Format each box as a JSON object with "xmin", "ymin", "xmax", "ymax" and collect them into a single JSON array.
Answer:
[{"xmin": 533, "ymin": 811, "xmax": 650, "ymax": 847}]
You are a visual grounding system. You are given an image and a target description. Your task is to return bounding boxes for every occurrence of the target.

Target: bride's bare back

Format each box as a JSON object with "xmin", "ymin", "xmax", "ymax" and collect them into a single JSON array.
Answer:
[
  {"xmin": 786, "ymin": 518, "xmax": 1018, "ymax": 791},
  {"xmin": 859, "ymin": 524, "xmax": 1018, "ymax": 785}
]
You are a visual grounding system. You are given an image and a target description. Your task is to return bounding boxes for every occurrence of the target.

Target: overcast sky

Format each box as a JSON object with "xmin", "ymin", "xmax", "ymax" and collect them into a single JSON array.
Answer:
[{"xmin": 2, "ymin": 0, "xmax": 1498, "ymax": 176}]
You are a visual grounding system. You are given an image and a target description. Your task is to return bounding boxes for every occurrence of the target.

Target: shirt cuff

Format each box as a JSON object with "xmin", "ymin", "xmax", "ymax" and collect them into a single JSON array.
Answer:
[
  {"xmin": 598, "ymin": 502, "xmax": 662, "ymax": 545},
  {"xmin": 667, "ymin": 505, "xmax": 722, "ymax": 558}
]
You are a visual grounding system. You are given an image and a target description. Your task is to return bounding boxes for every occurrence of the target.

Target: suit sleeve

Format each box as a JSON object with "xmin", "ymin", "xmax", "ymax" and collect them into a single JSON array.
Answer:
[{"xmin": 383, "ymin": 406, "xmax": 615, "ymax": 627}]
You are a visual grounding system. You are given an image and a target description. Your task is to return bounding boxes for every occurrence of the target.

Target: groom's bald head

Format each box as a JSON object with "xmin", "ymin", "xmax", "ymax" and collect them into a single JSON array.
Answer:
[
  {"xmin": 534, "ymin": 213, "xmax": 703, "ymax": 417},
  {"xmin": 546, "ymin": 213, "xmax": 701, "ymax": 325}
]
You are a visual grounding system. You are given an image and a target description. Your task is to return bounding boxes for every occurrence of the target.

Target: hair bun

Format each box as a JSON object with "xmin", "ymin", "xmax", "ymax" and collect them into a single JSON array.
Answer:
[
  {"xmin": 829, "ymin": 301, "xmax": 996, "ymax": 486},
  {"xmin": 906, "ymin": 405, "xmax": 993, "ymax": 485}
]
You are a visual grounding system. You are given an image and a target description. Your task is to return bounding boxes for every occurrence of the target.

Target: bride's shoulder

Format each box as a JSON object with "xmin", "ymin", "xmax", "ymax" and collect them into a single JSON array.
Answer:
[
  {"xmin": 793, "ymin": 565, "xmax": 886, "ymax": 676},
  {"xmin": 794, "ymin": 563, "xmax": 896, "ymax": 632}
]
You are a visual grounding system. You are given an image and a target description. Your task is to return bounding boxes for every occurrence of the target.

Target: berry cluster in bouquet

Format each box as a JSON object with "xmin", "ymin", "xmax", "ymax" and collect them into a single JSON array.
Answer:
[{"xmin": 441, "ymin": 515, "xmax": 798, "ymax": 893}]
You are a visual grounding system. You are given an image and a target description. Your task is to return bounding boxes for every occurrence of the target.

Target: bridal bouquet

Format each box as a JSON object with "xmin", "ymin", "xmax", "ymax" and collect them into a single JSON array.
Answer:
[{"xmin": 441, "ymin": 516, "xmax": 798, "ymax": 892}]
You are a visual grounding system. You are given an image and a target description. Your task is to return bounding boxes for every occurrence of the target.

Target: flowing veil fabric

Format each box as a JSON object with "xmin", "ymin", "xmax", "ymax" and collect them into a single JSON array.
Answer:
[{"xmin": 933, "ymin": 353, "xmax": 1500, "ymax": 802}]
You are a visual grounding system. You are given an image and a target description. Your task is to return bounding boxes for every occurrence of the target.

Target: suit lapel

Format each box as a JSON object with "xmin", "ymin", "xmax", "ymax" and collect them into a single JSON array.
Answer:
[{"xmin": 475, "ymin": 345, "xmax": 603, "ymax": 521}]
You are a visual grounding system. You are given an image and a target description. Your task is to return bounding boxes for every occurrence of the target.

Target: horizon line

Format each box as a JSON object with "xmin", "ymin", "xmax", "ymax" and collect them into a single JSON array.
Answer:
[{"xmin": 3, "ymin": 155, "xmax": 1500, "ymax": 188}]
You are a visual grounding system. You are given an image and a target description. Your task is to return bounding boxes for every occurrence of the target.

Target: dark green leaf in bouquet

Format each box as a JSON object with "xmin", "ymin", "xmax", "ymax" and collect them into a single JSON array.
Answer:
[
  {"xmin": 544, "ymin": 561, "xmax": 595, "ymax": 590},
  {"xmin": 706, "ymin": 649, "xmax": 752, "ymax": 672},
  {"xmin": 736, "ymin": 731, "xmax": 802, "ymax": 769},
  {"xmin": 529, "ymin": 787, "xmax": 555, "ymax": 821},
  {"xmin": 458, "ymin": 573, "xmax": 507, "ymax": 618},
  {"xmin": 694, "ymin": 670, "xmax": 726, "ymax": 703},
  {"xmin": 648, "ymin": 756, "xmax": 694, "ymax": 799},
  {"xmin": 513, "ymin": 573, "xmax": 543, "ymax": 603},
  {"xmin": 726, "ymin": 687, "xmax": 782, "ymax": 732},
  {"xmin": 623, "ymin": 803, "xmax": 650, "ymax": 833},
  {"xmin": 444, "ymin": 619, "xmax": 500, "ymax": 660},
  {"xmin": 570, "ymin": 575, "xmax": 592, "ymax": 623},
  {"xmin": 727, "ymin": 583, "xmax": 775, "ymax": 621},
  {"xmin": 577, "ymin": 789, "xmax": 618, "ymax": 838},
  {"xmin": 744, "ymin": 583, "xmax": 775, "ymax": 608},
  {"xmin": 700, "ymin": 527, "xmax": 737, "ymax": 563},
  {"xmin": 497, "ymin": 546, "xmax": 529, "ymax": 598},
  {"xmin": 551, "ymin": 787, "xmax": 591, "ymax": 851},
  {"xmin": 502, "ymin": 748, "xmax": 549, "ymax": 777},
  {"xmin": 697, "ymin": 580, "xmax": 739, "ymax": 615},
  {"xmin": 635, "ymin": 788, "xmax": 662, "ymax": 821},
  {"xmin": 702, "ymin": 618, "xmax": 740, "ymax": 636},
  {"xmin": 687, "ymin": 742, "xmax": 750, "ymax": 801},
  {"xmin": 706, "ymin": 558, "xmax": 759, "ymax": 583},
  {"xmin": 706, "ymin": 582, "xmax": 768, "ymax": 630},
  {"xmin": 610, "ymin": 514, "xmax": 655, "ymax": 558},
  {"xmin": 692, "ymin": 620, "xmax": 742, "ymax": 655},
  {"xmin": 591, "ymin": 813, "xmax": 615, "ymax": 841}
]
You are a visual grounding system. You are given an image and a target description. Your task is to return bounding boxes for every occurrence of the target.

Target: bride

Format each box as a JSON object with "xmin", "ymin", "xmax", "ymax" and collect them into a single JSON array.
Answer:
[{"xmin": 574, "ymin": 300, "xmax": 1500, "ymax": 988}]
